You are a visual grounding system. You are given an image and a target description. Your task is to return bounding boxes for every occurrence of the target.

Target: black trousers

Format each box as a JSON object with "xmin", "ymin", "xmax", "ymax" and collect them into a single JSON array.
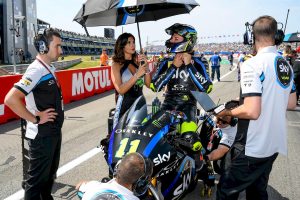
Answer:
[
  {"xmin": 216, "ymin": 145, "xmax": 278, "ymax": 200},
  {"xmin": 211, "ymin": 66, "xmax": 220, "ymax": 81},
  {"xmin": 294, "ymin": 75, "xmax": 300, "ymax": 101},
  {"xmin": 25, "ymin": 133, "xmax": 62, "ymax": 200}
]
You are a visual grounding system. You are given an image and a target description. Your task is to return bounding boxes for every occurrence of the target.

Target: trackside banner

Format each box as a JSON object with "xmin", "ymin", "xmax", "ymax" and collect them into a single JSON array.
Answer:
[{"xmin": 0, "ymin": 66, "xmax": 114, "ymax": 125}]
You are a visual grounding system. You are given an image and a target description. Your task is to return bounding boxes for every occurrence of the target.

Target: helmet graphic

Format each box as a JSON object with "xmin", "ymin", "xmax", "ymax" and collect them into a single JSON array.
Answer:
[{"xmin": 165, "ymin": 23, "xmax": 197, "ymax": 53}]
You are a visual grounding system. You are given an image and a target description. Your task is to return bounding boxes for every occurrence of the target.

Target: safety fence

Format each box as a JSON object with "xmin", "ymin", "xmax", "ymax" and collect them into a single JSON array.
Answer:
[
  {"xmin": 53, "ymin": 58, "xmax": 82, "ymax": 70},
  {"xmin": 0, "ymin": 66, "xmax": 114, "ymax": 124},
  {"xmin": 0, "ymin": 61, "xmax": 155, "ymax": 125},
  {"xmin": 0, "ymin": 58, "xmax": 82, "ymax": 74}
]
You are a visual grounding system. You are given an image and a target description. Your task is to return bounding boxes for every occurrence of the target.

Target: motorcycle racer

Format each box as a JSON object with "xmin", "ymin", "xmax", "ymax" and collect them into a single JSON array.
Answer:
[{"xmin": 150, "ymin": 23, "xmax": 213, "ymax": 160}]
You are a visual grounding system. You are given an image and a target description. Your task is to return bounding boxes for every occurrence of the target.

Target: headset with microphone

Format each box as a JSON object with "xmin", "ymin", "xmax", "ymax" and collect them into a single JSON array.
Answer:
[
  {"xmin": 114, "ymin": 152, "xmax": 153, "ymax": 196},
  {"xmin": 34, "ymin": 28, "xmax": 50, "ymax": 54},
  {"xmin": 243, "ymin": 18, "xmax": 285, "ymax": 46}
]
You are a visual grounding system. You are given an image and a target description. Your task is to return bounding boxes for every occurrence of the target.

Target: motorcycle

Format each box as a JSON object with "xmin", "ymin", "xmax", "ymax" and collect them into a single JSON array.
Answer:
[
  {"xmin": 103, "ymin": 94, "xmax": 202, "ymax": 200},
  {"xmin": 101, "ymin": 91, "xmax": 239, "ymax": 200}
]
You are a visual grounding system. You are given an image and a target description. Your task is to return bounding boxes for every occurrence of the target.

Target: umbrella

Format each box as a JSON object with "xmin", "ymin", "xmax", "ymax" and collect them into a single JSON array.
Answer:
[
  {"xmin": 283, "ymin": 32, "xmax": 300, "ymax": 43},
  {"xmin": 73, "ymin": 0, "xmax": 199, "ymax": 51}
]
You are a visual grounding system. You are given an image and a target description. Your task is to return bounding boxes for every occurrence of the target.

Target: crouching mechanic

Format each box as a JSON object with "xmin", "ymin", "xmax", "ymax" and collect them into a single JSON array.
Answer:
[
  {"xmin": 77, "ymin": 152, "xmax": 153, "ymax": 200},
  {"xmin": 150, "ymin": 23, "xmax": 213, "ymax": 166},
  {"xmin": 207, "ymin": 116, "xmax": 237, "ymax": 173}
]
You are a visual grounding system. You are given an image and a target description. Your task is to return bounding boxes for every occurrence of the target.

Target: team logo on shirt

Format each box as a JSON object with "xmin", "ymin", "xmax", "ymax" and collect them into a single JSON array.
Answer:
[
  {"xmin": 20, "ymin": 77, "xmax": 32, "ymax": 86},
  {"xmin": 94, "ymin": 191, "xmax": 124, "ymax": 200},
  {"xmin": 275, "ymin": 56, "xmax": 292, "ymax": 88}
]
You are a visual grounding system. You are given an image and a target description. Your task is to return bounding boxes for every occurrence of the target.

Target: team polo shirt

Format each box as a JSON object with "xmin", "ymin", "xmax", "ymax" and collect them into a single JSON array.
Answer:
[
  {"xmin": 209, "ymin": 55, "xmax": 221, "ymax": 67},
  {"xmin": 14, "ymin": 59, "xmax": 64, "ymax": 139},
  {"xmin": 236, "ymin": 46, "xmax": 296, "ymax": 158},
  {"xmin": 79, "ymin": 180, "xmax": 139, "ymax": 200},
  {"xmin": 219, "ymin": 125, "xmax": 237, "ymax": 148}
]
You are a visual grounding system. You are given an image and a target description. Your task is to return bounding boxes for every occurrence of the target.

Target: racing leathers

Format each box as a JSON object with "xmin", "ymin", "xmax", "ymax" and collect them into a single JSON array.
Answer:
[{"xmin": 150, "ymin": 56, "xmax": 213, "ymax": 152}]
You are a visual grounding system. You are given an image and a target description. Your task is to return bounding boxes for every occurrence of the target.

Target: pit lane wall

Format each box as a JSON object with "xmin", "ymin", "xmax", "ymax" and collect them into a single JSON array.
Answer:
[{"xmin": 0, "ymin": 66, "xmax": 114, "ymax": 125}]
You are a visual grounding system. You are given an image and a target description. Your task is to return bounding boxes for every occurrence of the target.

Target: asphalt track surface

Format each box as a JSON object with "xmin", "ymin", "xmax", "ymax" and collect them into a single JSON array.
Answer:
[{"xmin": 1, "ymin": 63, "xmax": 300, "ymax": 200}]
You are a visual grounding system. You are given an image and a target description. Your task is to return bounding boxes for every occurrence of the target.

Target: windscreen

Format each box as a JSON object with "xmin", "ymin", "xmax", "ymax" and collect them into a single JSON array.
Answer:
[
  {"xmin": 119, "ymin": 95, "xmax": 148, "ymax": 128},
  {"xmin": 190, "ymin": 90, "xmax": 217, "ymax": 112}
]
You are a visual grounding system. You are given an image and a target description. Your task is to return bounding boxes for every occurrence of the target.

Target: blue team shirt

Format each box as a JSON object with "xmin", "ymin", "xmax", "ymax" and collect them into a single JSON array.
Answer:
[{"xmin": 209, "ymin": 55, "xmax": 222, "ymax": 67}]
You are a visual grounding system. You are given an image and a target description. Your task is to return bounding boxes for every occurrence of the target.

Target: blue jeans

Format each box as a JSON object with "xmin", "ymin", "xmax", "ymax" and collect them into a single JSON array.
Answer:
[{"xmin": 211, "ymin": 66, "xmax": 220, "ymax": 81}]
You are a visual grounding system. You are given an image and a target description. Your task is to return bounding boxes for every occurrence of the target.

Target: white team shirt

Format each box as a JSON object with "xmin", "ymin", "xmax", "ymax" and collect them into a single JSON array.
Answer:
[
  {"xmin": 219, "ymin": 125, "xmax": 237, "ymax": 148},
  {"xmin": 79, "ymin": 179, "xmax": 139, "ymax": 200},
  {"xmin": 240, "ymin": 46, "xmax": 295, "ymax": 158},
  {"xmin": 14, "ymin": 59, "xmax": 61, "ymax": 139}
]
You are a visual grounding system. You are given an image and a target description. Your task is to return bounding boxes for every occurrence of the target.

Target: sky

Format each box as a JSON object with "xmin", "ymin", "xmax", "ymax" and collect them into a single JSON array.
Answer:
[{"xmin": 36, "ymin": 0, "xmax": 300, "ymax": 48}]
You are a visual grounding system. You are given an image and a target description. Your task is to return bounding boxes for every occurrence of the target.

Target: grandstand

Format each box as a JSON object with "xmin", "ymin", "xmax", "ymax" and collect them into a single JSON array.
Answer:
[
  {"xmin": 56, "ymin": 28, "xmax": 115, "ymax": 56},
  {"xmin": 144, "ymin": 42, "xmax": 252, "ymax": 55},
  {"xmin": 0, "ymin": 0, "xmax": 115, "ymax": 66},
  {"xmin": 144, "ymin": 41, "xmax": 294, "ymax": 56}
]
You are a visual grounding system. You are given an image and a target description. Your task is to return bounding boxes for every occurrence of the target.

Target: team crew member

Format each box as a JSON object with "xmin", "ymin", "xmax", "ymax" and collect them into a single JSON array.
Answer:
[
  {"xmin": 150, "ymin": 23, "xmax": 212, "ymax": 155},
  {"xmin": 5, "ymin": 28, "xmax": 64, "ymax": 200},
  {"xmin": 207, "ymin": 116, "xmax": 237, "ymax": 161},
  {"xmin": 209, "ymin": 52, "xmax": 222, "ymax": 81},
  {"xmin": 77, "ymin": 152, "xmax": 153, "ymax": 200},
  {"xmin": 228, "ymin": 52, "xmax": 234, "ymax": 71},
  {"xmin": 111, "ymin": 33, "xmax": 151, "ymax": 128},
  {"xmin": 216, "ymin": 15, "xmax": 297, "ymax": 200},
  {"xmin": 100, "ymin": 48, "xmax": 109, "ymax": 66}
]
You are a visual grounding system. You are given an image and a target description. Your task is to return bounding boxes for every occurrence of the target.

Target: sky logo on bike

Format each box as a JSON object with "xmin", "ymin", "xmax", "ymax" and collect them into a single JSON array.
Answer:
[
  {"xmin": 153, "ymin": 152, "xmax": 171, "ymax": 166},
  {"xmin": 163, "ymin": 156, "xmax": 195, "ymax": 196}
]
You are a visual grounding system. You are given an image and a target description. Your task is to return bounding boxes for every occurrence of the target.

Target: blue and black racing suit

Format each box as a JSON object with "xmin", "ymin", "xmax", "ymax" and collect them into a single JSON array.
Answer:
[{"xmin": 150, "ymin": 56, "xmax": 213, "ymax": 152}]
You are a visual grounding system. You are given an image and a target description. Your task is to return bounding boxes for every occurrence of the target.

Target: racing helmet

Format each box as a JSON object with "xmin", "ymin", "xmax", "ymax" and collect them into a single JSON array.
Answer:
[{"xmin": 165, "ymin": 23, "xmax": 197, "ymax": 53}]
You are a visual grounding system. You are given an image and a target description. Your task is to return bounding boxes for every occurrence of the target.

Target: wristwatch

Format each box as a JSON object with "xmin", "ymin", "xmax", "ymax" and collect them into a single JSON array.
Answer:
[{"xmin": 34, "ymin": 116, "xmax": 40, "ymax": 124}]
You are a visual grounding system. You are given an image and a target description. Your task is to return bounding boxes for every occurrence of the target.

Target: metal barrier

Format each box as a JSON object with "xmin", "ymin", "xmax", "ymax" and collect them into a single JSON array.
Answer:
[
  {"xmin": 0, "ymin": 58, "xmax": 82, "ymax": 74},
  {"xmin": 0, "ymin": 64, "xmax": 29, "ymax": 74},
  {"xmin": 91, "ymin": 55, "xmax": 100, "ymax": 60},
  {"xmin": 52, "ymin": 58, "xmax": 82, "ymax": 70}
]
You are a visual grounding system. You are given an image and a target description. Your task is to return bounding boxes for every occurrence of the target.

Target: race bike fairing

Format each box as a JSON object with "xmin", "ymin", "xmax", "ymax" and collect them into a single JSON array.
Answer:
[
  {"xmin": 108, "ymin": 95, "xmax": 148, "ymax": 164},
  {"xmin": 106, "ymin": 95, "xmax": 199, "ymax": 199}
]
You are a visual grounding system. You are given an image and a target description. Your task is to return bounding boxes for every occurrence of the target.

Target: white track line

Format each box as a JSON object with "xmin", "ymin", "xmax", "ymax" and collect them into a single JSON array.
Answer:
[
  {"xmin": 4, "ymin": 147, "xmax": 101, "ymax": 200},
  {"xmin": 212, "ymin": 64, "xmax": 237, "ymax": 84}
]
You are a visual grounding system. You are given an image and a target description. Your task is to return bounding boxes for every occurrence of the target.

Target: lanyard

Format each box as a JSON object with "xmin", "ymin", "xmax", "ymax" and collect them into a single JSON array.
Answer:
[{"xmin": 36, "ymin": 58, "xmax": 61, "ymax": 90}]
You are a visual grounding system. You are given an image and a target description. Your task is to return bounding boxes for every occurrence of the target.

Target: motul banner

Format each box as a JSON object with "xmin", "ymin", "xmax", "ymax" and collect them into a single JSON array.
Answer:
[
  {"xmin": 0, "ymin": 74, "xmax": 22, "ymax": 124},
  {"xmin": 0, "ymin": 67, "xmax": 114, "ymax": 125},
  {"xmin": 57, "ymin": 66, "xmax": 114, "ymax": 103}
]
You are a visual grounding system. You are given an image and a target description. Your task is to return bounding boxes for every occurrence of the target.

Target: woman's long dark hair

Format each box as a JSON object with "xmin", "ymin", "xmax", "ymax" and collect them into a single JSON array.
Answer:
[{"xmin": 112, "ymin": 33, "xmax": 137, "ymax": 64}]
